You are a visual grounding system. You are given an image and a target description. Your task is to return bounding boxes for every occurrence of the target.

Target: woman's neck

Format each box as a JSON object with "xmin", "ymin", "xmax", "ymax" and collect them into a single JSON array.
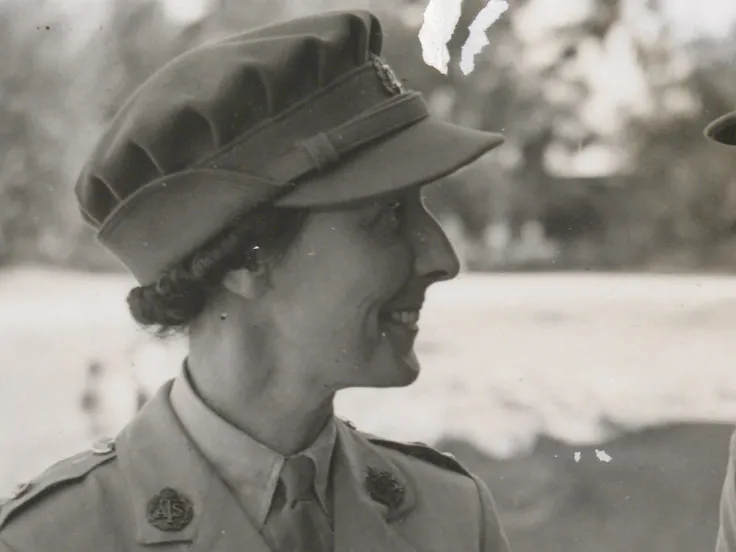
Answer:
[{"xmin": 187, "ymin": 329, "xmax": 335, "ymax": 456}]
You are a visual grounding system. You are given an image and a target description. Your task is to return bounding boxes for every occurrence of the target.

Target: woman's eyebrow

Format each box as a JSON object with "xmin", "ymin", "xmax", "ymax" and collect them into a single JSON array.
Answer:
[{"xmin": 362, "ymin": 195, "xmax": 399, "ymax": 212}]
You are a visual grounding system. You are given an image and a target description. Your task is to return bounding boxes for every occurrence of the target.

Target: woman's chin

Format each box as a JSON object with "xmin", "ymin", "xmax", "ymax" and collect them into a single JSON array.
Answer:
[
  {"xmin": 391, "ymin": 348, "xmax": 421, "ymax": 386},
  {"xmin": 351, "ymin": 342, "xmax": 421, "ymax": 389}
]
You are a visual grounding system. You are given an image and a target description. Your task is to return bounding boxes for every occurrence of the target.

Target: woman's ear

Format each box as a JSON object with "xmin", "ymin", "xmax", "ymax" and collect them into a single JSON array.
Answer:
[{"xmin": 222, "ymin": 264, "xmax": 269, "ymax": 299}]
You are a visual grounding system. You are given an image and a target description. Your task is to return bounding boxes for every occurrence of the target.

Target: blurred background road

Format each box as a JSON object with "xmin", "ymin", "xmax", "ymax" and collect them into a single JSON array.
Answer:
[
  {"xmin": 2, "ymin": 268, "xmax": 734, "ymax": 551},
  {"xmin": 2, "ymin": 0, "xmax": 736, "ymax": 550}
]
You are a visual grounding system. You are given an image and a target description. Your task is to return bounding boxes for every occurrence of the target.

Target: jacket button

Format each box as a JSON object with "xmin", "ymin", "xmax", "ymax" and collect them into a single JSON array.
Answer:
[
  {"xmin": 9, "ymin": 481, "xmax": 32, "ymax": 500},
  {"xmin": 91, "ymin": 437, "xmax": 116, "ymax": 454}
]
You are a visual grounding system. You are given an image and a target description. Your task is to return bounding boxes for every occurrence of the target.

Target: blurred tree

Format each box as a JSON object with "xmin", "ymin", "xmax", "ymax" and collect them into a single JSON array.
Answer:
[
  {"xmin": 0, "ymin": 1, "xmax": 80, "ymax": 266},
  {"xmin": 2, "ymin": 0, "xmax": 736, "ymax": 273},
  {"xmin": 44, "ymin": 0, "xmax": 212, "ymax": 271},
  {"xmin": 615, "ymin": 58, "xmax": 736, "ymax": 269},
  {"xmin": 440, "ymin": 0, "xmax": 736, "ymax": 270}
]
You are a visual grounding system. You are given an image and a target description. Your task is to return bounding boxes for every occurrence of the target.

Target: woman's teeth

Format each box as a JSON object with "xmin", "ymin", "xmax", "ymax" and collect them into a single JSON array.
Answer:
[{"xmin": 388, "ymin": 310, "xmax": 419, "ymax": 328}]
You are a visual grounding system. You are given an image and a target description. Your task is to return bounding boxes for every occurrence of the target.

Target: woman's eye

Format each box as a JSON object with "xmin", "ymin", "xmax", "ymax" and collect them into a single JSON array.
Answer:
[
  {"xmin": 360, "ymin": 199, "xmax": 406, "ymax": 233},
  {"xmin": 382, "ymin": 201, "xmax": 405, "ymax": 228}
]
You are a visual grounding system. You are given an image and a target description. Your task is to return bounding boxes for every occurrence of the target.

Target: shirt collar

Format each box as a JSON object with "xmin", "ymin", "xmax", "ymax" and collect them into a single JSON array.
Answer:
[{"xmin": 170, "ymin": 363, "xmax": 337, "ymax": 527}]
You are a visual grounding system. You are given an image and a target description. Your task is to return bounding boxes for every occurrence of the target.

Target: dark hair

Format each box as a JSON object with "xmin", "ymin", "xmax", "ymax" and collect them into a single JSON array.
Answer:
[{"xmin": 126, "ymin": 206, "xmax": 309, "ymax": 337}]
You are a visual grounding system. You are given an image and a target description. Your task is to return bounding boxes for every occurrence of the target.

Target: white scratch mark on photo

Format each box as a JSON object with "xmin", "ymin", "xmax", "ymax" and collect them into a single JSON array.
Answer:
[
  {"xmin": 574, "ymin": 451, "xmax": 581, "ymax": 462},
  {"xmin": 418, "ymin": 0, "xmax": 464, "ymax": 74},
  {"xmin": 459, "ymin": 0, "xmax": 509, "ymax": 75},
  {"xmin": 595, "ymin": 449, "xmax": 613, "ymax": 463}
]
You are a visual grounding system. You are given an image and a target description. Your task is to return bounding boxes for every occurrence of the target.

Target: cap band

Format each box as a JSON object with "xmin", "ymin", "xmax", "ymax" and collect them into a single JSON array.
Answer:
[
  {"xmin": 261, "ymin": 93, "xmax": 428, "ymax": 182},
  {"xmin": 97, "ymin": 60, "xmax": 429, "ymax": 284}
]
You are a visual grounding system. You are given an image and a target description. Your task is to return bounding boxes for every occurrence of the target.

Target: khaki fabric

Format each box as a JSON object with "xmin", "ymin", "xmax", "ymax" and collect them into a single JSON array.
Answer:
[
  {"xmin": 717, "ymin": 429, "xmax": 736, "ymax": 551},
  {"xmin": 0, "ymin": 380, "xmax": 510, "ymax": 552}
]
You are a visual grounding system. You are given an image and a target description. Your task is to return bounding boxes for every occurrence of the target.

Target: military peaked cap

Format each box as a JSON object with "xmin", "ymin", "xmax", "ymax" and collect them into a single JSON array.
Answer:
[
  {"xmin": 705, "ymin": 110, "xmax": 736, "ymax": 146},
  {"xmin": 75, "ymin": 10, "xmax": 505, "ymax": 285}
]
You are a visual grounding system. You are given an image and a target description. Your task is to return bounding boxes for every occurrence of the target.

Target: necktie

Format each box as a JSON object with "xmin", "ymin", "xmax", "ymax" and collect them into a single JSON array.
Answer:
[{"xmin": 263, "ymin": 455, "xmax": 333, "ymax": 552}]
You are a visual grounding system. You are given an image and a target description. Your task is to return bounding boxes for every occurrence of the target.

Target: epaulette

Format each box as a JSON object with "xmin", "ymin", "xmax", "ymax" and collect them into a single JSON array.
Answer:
[
  {"xmin": 364, "ymin": 434, "xmax": 471, "ymax": 477},
  {"xmin": 0, "ymin": 437, "xmax": 117, "ymax": 529}
]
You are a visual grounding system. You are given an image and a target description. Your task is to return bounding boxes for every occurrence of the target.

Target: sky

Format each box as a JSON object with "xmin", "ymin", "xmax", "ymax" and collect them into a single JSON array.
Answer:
[
  {"xmin": 159, "ymin": 0, "xmax": 211, "ymax": 23},
  {"xmin": 661, "ymin": 0, "xmax": 736, "ymax": 42}
]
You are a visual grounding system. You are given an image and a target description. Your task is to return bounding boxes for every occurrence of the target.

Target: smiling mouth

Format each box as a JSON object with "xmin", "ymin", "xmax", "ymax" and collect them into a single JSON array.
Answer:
[{"xmin": 380, "ymin": 309, "xmax": 420, "ymax": 332}]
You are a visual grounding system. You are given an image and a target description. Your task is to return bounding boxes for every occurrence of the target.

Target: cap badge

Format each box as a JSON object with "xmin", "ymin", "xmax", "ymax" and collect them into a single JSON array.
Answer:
[{"xmin": 370, "ymin": 54, "xmax": 406, "ymax": 95}]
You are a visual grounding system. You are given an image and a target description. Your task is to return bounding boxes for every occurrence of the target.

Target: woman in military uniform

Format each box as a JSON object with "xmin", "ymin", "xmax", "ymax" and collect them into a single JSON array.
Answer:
[
  {"xmin": 0, "ymin": 10, "xmax": 510, "ymax": 552},
  {"xmin": 705, "ymin": 110, "xmax": 736, "ymax": 552}
]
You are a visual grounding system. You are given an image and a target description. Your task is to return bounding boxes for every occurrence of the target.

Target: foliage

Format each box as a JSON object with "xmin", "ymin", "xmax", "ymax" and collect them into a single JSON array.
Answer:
[{"xmin": 1, "ymin": 0, "xmax": 736, "ymax": 272}]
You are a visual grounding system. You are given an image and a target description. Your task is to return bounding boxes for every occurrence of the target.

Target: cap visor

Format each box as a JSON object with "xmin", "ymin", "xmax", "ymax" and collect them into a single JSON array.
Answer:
[
  {"xmin": 274, "ymin": 117, "xmax": 504, "ymax": 207},
  {"xmin": 704, "ymin": 111, "xmax": 736, "ymax": 146}
]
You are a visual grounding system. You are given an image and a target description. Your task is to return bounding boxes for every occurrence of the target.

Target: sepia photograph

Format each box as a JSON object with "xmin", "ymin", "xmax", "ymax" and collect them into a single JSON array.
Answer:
[{"xmin": 1, "ymin": 0, "xmax": 736, "ymax": 550}]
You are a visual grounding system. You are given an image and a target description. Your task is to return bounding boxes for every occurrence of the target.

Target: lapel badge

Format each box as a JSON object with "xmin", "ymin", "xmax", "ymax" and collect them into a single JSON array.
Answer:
[
  {"xmin": 365, "ymin": 466, "xmax": 405, "ymax": 511},
  {"xmin": 370, "ymin": 54, "xmax": 406, "ymax": 95},
  {"xmin": 146, "ymin": 487, "xmax": 194, "ymax": 532}
]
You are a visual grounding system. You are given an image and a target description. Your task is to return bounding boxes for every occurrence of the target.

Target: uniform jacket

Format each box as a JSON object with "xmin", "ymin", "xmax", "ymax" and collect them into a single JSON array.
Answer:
[
  {"xmin": 717, "ymin": 429, "xmax": 736, "ymax": 551},
  {"xmin": 0, "ymin": 381, "xmax": 511, "ymax": 552}
]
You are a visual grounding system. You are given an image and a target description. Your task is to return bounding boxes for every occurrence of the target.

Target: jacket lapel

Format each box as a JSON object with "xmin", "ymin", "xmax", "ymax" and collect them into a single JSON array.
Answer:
[
  {"xmin": 332, "ymin": 420, "xmax": 418, "ymax": 552},
  {"xmin": 118, "ymin": 384, "xmax": 423, "ymax": 552},
  {"xmin": 116, "ymin": 380, "xmax": 272, "ymax": 552}
]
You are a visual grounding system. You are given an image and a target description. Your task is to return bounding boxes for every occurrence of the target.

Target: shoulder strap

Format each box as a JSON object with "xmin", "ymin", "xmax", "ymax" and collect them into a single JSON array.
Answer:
[
  {"xmin": 363, "ymin": 435, "xmax": 471, "ymax": 477},
  {"xmin": 0, "ymin": 447, "xmax": 117, "ymax": 529}
]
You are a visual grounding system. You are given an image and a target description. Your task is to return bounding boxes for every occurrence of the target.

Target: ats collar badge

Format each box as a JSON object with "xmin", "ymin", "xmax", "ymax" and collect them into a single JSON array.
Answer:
[
  {"xmin": 147, "ymin": 487, "xmax": 194, "ymax": 532},
  {"xmin": 370, "ymin": 54, "xmax": 406, "ymax": 95},
  {"xmin": 365, "ymin": 467, "xmax": 405, "ymax": 511}
]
